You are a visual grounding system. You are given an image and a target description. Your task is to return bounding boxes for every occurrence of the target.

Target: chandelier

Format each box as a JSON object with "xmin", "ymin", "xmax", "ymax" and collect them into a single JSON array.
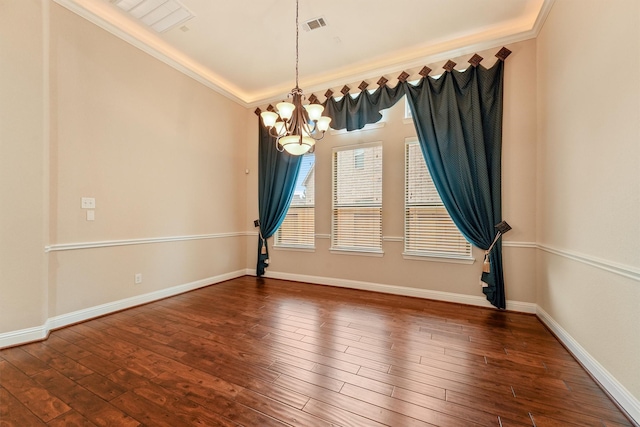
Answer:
[{"xmin": 260, "ymin": 0, "xmax": 331, "ymax": 156}]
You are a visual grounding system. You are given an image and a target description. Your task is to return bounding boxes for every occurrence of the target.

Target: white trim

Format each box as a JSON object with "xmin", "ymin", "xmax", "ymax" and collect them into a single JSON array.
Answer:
[
  {"xmin": 0, "ymin": 325, "xmax": 49, "ymax": 349},
  {"xmin": 495, "ymin": 241, "xmax": 639, "ymax": 281},
  {"xmin": 382, "ymin": 236, "xmax": 404, "ymax": 242},
  {"xmin": 272, "ymin": 245, "xmax": 316, "ymax": 253},
  {"xmin": 45, "ymin": 232, "xmax": 251, "ymax": 252},
  {"xmin": 329, "ymin": 248, "xmax": 384, "ymax": 258},
  {"xmin": 502, "ymin": 241, "xmax": 537, "ymax": 248},
  {"xmin": 329, "ymin": 122, "xmax": 385, "ymax": 135},
  {"xmin": 315, "ymin": 233, "xmax": 331, "ymax": 239},
  {"xmin": 532, "ymin": 0, "xmax": 556, "ymax": 37},
  {"xmin": 402, "ymin": 253, "xmax": 476, "ymax": 265},
  {"xmin": 247, "ymin": 269, "xmax": 536, "ymax": 314},
  {"xmin": 538, "ymin": 243, "xmax": 640, "ymax": 282},
  {"xmin": 537, "ymin": 306, "xmax": 640, "ymax": 423},
  {"xmin": 0, "ymin": 270, "xmax": 246, "ymax": 349},
  {"xmin": 332, "ymin": 140, "xmax": 383, "ymax": 153}
]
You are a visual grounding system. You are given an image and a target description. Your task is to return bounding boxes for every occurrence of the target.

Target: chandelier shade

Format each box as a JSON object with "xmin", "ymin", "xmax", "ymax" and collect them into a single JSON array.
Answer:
[
  {"xmin": 260, "ymin": 0, "xmax": 331, "ymax": 155},
  {"xmin": 280, "ymin": 135, "xmax": 316, "ymax": 155}
]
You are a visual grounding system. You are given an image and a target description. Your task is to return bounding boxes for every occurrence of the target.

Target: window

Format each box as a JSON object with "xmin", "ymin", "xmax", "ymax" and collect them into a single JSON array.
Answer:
[
  {"xmin": 332, "ymin": 144, "xmax": 383, "ymax": 253},
  {"xmin": 354, "ymin": 149, "xmax": 365, "ymax": 169},
  {"xmin": 404, "ymin": 96, "xmax": 413, "ymax": 120},
  {"xmin": 275, "ymin": 153, "xmax": 315, "ymax": 248},
  {"xmin": 405, "ymin": 140, "xmax": 471, "ymax": 259}
]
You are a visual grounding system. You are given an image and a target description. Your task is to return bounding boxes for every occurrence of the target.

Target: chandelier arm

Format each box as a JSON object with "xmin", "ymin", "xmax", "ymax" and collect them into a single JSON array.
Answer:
[
  {"xmin": 278, "ymin": 123, "xmax": 288, "ymax": 137},
  {"xmin": 310, "ymin": 132, "xmax": 327, "ymax": 142},
  {"xmin": 275, "ymin": 138, "xmax": 284, "ymax": 152},
  {"xmin": 300, "ymin": 120, "xmax": 317, "ymax": 135}
]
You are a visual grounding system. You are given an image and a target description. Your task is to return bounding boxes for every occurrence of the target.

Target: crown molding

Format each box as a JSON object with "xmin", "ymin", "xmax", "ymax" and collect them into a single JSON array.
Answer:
[{"xmin": 53, "ymin": 0, "xmax": 555, "ymax": 108}]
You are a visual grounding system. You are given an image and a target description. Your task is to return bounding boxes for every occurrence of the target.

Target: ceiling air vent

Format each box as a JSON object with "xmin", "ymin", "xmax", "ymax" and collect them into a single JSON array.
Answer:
[
  {"xmin": 303, "ymin": 17, "xmax": 327, "ymax": 32},
  {"xmin": 111, "ymin": 0, "xmax": 194, "ymax": 33}
]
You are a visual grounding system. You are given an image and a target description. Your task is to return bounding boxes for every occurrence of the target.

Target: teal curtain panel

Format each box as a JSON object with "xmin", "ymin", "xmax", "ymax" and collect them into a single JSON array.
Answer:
[
  {"xmin": 405, "ymin": 61, "xmax": 505, "ymax": 308},
  {"xmin": 256, "ymin": 122, "xmax": 302, "ymax": 276}
]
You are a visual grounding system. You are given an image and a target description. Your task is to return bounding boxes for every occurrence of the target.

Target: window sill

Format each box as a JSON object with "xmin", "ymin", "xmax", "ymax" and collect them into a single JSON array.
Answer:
[
  {"xmin": 402, "ymin": 252, "xmax": 475, "ymax": 264},
  {"xmin": 330, "ymin": 248, "xmax": 384, "ymax": 257},
  {"xmin": 273, "ymin": 245, "xmax": 316, "ymax": 253}
]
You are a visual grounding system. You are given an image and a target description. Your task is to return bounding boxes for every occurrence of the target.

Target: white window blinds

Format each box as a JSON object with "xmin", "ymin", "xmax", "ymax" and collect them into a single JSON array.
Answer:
[
  {"xmin": 332, "ymin": 144, "xmax": 383, "ymax": 252},
  {"xmin": 405, "ymin": 141, "xmax": 471, "ymax": 258},
  {"xmin": 275, "ymin": 153, "xmax": 315, "ymax": 248}
]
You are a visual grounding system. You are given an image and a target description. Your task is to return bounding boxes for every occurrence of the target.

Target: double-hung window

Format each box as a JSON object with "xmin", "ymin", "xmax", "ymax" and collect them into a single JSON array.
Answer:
[
  {"xmin": 405, "ymin": 139, "xmax": 471, "ymax": 259},
  {"xmin": 332, "ymin": 144, "xmax": 383, "ymax": 254},
  {"xmin": 275, "ymin": 153, "xmax": 315, "ymax": 248}
]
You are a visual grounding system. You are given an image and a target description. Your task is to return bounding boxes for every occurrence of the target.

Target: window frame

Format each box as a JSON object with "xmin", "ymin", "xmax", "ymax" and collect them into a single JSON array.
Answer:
[
  {"xmin": 404, "ymin": 138, "xmax": 474, "ymax": 263},
  {"xmin": 331, "ymin": 142, "xmax": 384, "ymax": 256},
  {"xmin": 274, "ymin": 153, "xmax": 316, "ymax": 251}
]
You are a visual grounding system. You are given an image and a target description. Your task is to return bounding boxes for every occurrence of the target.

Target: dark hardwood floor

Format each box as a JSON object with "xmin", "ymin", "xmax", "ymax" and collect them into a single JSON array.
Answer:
[{"xmin": 0, "ymin": 276, "xmax": 633, "ymax": 426}]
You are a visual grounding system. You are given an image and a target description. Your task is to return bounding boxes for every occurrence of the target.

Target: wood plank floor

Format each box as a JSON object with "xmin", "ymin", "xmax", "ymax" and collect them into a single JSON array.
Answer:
[{"xmin": 0, "ymin": 276, "xmax": 633, "ymax": 426}]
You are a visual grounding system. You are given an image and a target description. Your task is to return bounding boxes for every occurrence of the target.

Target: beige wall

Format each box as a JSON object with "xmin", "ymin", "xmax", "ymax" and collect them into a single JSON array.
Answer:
[
  {"xmin": 46, "ymin": 3, "xmax": 248, "ymax": 318},
  {"xmin": 0, "ymin": 0, "xmax": 248, "ymax": 335},
  {"xmin": 246, "ymin": 40, "xmax": 539, "ymax": 307},
  {"xmin": 537, "ymin": 0, "xmax": 640, "ymax": 400},
  {"xmin": 0, "ymin": 0, "xmax": 49, "ymax": 333}
]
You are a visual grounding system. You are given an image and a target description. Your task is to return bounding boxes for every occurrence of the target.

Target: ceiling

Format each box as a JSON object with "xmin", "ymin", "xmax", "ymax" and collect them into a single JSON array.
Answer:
[{"xmin": 56, "ymin": 0, "xmax": 554, "ymax": 107}]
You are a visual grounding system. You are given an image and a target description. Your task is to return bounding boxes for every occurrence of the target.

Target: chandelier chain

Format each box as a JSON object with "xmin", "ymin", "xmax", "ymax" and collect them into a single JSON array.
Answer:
[
  {"xmin": 258, "ymin": 0, "xmax": 331, "ymax": 155},
  {"xmin": 295, "ymin": 0, "xmax": 299, "ymax": 89}
]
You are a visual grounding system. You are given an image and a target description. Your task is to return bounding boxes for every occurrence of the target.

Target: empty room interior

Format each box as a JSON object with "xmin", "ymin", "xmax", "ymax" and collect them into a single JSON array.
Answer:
[{"xmin": 1, "ymin": 0, "xmax": 639, "ymax": 425}]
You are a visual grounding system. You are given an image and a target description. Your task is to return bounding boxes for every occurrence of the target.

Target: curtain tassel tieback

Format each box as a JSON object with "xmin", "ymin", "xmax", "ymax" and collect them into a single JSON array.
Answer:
[
  {"xmin": 258, "ymin": 227, "xmax": 269, "ymax": 265},
  {"xmin": 480, "ymin": 221, "xmax": 512, "ymax": 282},
  {"xmin": 482, "ymin": 251, "xmax": 491, "ymax": 273}
]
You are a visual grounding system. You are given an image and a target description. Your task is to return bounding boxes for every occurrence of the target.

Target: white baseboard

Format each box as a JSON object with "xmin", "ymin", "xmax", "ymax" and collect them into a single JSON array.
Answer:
[
  {"xmin": 245, "ymin": 268, "xmax": 537, "ymax": 313},
  {"xmin": 0, "ymin": 325, "xmax": 50, "ymax": 349},
  {"xmin": 0, "ymin": 269, "xmax": 246, "ymax": 349},
  {"xmin": 537, "ymin": 306, "xmax": 640, "ymax": 424}
]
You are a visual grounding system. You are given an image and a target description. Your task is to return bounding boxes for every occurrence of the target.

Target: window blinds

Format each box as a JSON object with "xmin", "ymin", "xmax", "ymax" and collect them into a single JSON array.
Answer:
[
  {"xmin": 405, "ymin": 142, "xmax": 471, "ymax": 257},
  {"xmin": 332, "ymin": 145, "xmax": 383, "ymax": 252},
  {"xmin": 275, "ymin": 154, "xmax": 315, "ymax": 248}
]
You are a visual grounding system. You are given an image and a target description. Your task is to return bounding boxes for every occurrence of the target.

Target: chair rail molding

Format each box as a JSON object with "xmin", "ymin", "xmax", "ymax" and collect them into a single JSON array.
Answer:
[
  {"xmin": 45, "ymin": 231, "xmax": 253, "ymax": 252},
  {"xmin": 537, "ymin": 243, "xmax": 640, "ymax": 282}
]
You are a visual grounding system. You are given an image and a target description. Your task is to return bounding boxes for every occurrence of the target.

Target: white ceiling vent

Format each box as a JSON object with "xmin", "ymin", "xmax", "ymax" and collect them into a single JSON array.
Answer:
[
  {"xmin": 111, "ymin": 0, "xmax": 194, "ymax": 33},
  {"xmin": 303, "ymin": 17, "xmax": 327, "ymax": 32}
]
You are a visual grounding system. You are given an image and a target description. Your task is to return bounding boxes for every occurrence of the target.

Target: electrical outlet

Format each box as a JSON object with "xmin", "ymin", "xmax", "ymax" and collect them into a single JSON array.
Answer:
[
  {"xmin": 81, "ymin": 197, "xmax": 96, "ymax": 209},
  {"xmin": 134, "ymin": 273, "xmax": 142, "ymax": 284}
]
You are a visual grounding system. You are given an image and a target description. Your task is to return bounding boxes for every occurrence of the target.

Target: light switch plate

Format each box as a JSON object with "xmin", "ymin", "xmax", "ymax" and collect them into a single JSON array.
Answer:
[
  {"xmin": 81, "ymin": 197, "xmax": 96, "ymax": 209},
  {"xmin": 86, "ymin": 210, "xmax": 95, "ymax": 221}
]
